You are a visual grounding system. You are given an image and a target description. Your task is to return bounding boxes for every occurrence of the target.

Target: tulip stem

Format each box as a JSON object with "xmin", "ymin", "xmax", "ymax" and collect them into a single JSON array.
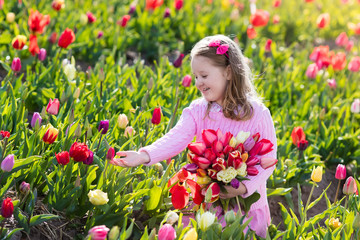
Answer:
[
  {"xmin": 0, "ymin": 220, "xmax": 4, "ymax": 236},
  {"xmin": 0, "ymin": 173, "xmax": 3, "ymax": 186},
  {"xmin": 96, "ymin": 134, "xmax": 103, "ymax": 153},
  {"xmin": 298, "ymin": 150, "xmax": 303, "ymax": 161},
  {"xmin": 342, "ymin": 196, "xmax": 348, "ymax": 222},
  {"xmin": 1, "ymin": 137, "xmax": 8, "ymax": 161},
  {"xmin": 302, "ymin": 183, "xmax": 315, "ymax": 225},
  {"xmin": 334, "ymin": 179, "xmax": 341, "ymax": 203},
  {"xmin": 236, "ymin": 196, "xmax": 242, "ymax": 217}
]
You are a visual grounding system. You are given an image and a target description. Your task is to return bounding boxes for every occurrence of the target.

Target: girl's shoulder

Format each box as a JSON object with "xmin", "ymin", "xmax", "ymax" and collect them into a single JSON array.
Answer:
[{"xmin": 188, "ymin": 97, "xmax": 209, "ymax": 110}]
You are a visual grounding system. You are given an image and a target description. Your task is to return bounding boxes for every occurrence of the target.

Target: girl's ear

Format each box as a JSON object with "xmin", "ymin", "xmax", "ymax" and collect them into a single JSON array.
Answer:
[{"xmin": 226, "ymin": 65, "xmax": 232, "ymax": 81}]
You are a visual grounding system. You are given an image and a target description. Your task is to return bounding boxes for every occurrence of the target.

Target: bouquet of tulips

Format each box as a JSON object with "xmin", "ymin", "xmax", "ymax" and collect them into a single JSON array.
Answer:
[{"xmin": 168, "ymin": 129, "xmax": 278, "ymax": 210}]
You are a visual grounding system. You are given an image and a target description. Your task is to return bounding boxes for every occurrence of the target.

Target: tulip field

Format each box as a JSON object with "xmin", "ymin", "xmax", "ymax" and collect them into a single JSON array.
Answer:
[{"xmin": 0, "ymin": 0, "xmax": 360, "ymax": 239}]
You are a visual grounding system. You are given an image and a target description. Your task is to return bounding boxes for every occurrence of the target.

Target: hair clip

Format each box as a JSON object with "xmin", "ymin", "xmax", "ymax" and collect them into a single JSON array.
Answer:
[{"xmin": 208, "ymin": 40, "xmax": 229, "ymax": 58}]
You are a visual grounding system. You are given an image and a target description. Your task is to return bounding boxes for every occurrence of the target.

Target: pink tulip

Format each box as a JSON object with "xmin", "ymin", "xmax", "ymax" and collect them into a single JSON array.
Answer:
[
  {"xmin": 38, "ymin": 48, "xmax": 47, "ymax": 61},
  {"xmin": 191, "ymin": 156, "xmax": 211, "ymax": 169},
  {"xmin": 106, "ymin": 147, "xmax": 115, "ymax": 161},
  {"xmin": 327, "ymin": 78, "xmax": 337, "ymax": 89},
  {"xmin": 88, "ymin": 225, "xmax": 110, "ymax": 240},
  {"xmin": 348, "ymin": 56, "xmax": 360, "ymax": 72},
  {"xmin": 346, "ymin": 40, "xmax": 354, "ymax": 51},
  {"xmin": 211, "ymin": 140, "xmax": 223, "ymax": 157},
  {"xmin": 305, "ymin": 63, "xmax": 319, "ymax": 79},
  {"xmin": 158, "ymin": 224, "xmax": 176, "ymax": 240},
  {"xmin": 335, "ymin": 32, "xmax": 348, "ymax": 47},
  {"xmin": 343, "ymin": 176, "xmax": 357, "ymax": 195},
  {"xmin": 351, "ymin": 99, "xmax": 360, "ymax": 113},
  {"xmin": 182, "ymin": 75, "xmax": 192, "ymax": 87},
  {"xmin": 205, "ymin": 182, "xmax": 220, "ymax": 202},
  {"xmin": 316, "ymin": 13, "xmax": 330, "ymax": 29},
  {"xmin": 335, "ymin": 164, "xmax": 346, "ymax": 180},
  {"xmin": 246, "ymin": 156, "xmax": 260, "ymax": 167},
  {"xmin": 46, "ymin": 98, "xmax": 60, "ymax": 115},
  {"xmin": 272, "ymin": 15, "xmax": 280, "ymax": 24},
  {"xmin": 204, "ymin": 148, "xmax": 217, "ymax": 162},
  {"xmin": 202, "ymin": 129, "xmax": 217, "ymax": 147},
  {"xmin": 260, "ymin": 157, "xmax": 278, "ymax": 169},
  {"xmin": 247, "ymin": 166, "xmax": 259, "ymax": 176},
  {"xmin": 11, "ymin": 57, "xmax": 21, "ymax": 72}
]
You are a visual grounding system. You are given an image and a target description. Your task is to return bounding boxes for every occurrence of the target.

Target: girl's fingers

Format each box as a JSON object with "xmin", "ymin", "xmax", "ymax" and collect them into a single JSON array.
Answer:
[{"xmin": 116, "ymin": 151, "xmax": 127, "ymax": 157}]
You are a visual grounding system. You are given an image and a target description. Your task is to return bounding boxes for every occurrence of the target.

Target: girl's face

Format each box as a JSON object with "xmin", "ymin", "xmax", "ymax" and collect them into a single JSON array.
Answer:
[{"xmin": 191, "ymin": 55, "xmax": 230, "ymax": 107}]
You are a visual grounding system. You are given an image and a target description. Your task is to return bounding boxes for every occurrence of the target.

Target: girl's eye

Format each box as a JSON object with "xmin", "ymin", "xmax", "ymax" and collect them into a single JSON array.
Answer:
[{"xmin": 202, "ymin": 76, "xmax": 208, "ymax": 78}]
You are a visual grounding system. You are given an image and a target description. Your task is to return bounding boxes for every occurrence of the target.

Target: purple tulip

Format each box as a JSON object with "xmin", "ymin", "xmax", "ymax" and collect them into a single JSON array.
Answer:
[
  {"xmin": 183, "ymin": 163, "xmax": 198, "ymax": 173},
  {"xmin": 38, "ymin": 48, "xmax": 47, "ymax": 61},
  {"xmin": 98, "ymin": 120, "xmax": 109, "ymax": 134},
  {"xmin": 128, "ymin": 4, "xmax": 136, "ymax": 14},
  {"xmin": 97, "ymin": 31, "xmax": 104, "ymax": 39},
  {"xmin": 1, "ymin": 154, "xmax": 15, "ymax": 172},
  {"xmin": 11, "ymin": 57, "xmax": 21, "ymax": 72},
  {"xmin": 20, "ymin": 181, "xmax": 30, "ymax": 194},
  {"xmin": 173, "ymin": 53, "xmax": 184, "ymax": 68},
  {"xmin": 230, "ymin": 178, "xmax": 240, "ymax": 189},
  {"xmin": 83, "ymin": 150, "xmax": 94, "ymax": 165},
  {"xmin": 31, "ymin": 112, "xmax": 42, "ymax": 129},
  {"xmin": 164, "ymin": 7, "xmax": 171, "ymax": 18}
]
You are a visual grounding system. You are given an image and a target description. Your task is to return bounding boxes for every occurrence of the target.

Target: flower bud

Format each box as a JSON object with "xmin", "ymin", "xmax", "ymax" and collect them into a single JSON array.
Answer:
[
  {"xmin": 31, "ymin": 112, "xmax": 42, "ymax": 129},
  {"xmin": 1, "ymin": 154, "xmax": 15, "ymax": 172},
  {"xmin": 173, "ymin": 53, "xmax": 184, "ymax": 68},
  {"xmin": 108, "ymin": 226, "xmax": 120, "ymax": 240},
  {"xmin": 165, "ymin": 211, "xmax": 179, "ymax": 225},
  {"xmin": 11, "ymin": 57, "xmax": 21, "ymax": 72},
  {"xmin": 329, "ymin": 217, "xmax": 342, "ymax": 230},
  {"xmin": 147, "ymin": 77, "xmax": 154, "ymax": 89},
  {"xmin": 335, "ymin": 164, "xmax": 346, "ymax": 180},
  {"xmin": 128, "ymin": 4, "xmax": 136, "ymax": 14},
  {"xmin": 311, "ymin": 166, "xmax": 323, "ymax": 182},
  {"xmin": 224, "ymin": 210, "xmax": 236, "ymax": 225},
  {"xmin": 117, "ymin": 114, "xmax": 128, "ymax": 129},
  {"xmin": 97, "ymin": 31, "xmax": 104, "ymax": 39},
  {"xmin": 182, "ymin": 75, "xmax": 192, "ymax": 87},
  {"xmin": 98, "ymin": 120, "xmax": 109, "ymax": 134},
  {"xmin": 20, "ymin": 181, "xmax": 30, "ymax": 194},
  {"xmin": 80, "ymin": 14, "xmax": 88, "ymax": 25},
  {"xmin": 38, "ymin": 48, "xmax": 47, "ymax": 61},
  {"xmin": 124, "ymin": 126, "xmax": 135, "ymax": 138},
  {"xmin": 6, "ymin": 12, "xmax": 15, "ymax": 23},
  {"xmin": 74, "ymin": 124, "xmax": 82, "ymax": 138},
  {"xmin": 164, "ymin": 7, "xmax": 171, "ymax": 18},
  {"xmin": 85, "ymin": 100, "xmax": 91, "ymax": 112},
  {"xmin": 343, "ymin": 176, "xmax": 357, "ymax": 195},
  {"xmin": 353, "ymin": 213, "xmax": 360, "ymax": 229},
  {"xmin": 73, "ymin": 87, "xmax": 80, "ymax": 99},
  {"xmin": 154, "ymin": 163, "xmax": 163, "ymax": 172},
  {"xmin": 319, "ymin": 108, "xmax": 326, "ymax": 120}
]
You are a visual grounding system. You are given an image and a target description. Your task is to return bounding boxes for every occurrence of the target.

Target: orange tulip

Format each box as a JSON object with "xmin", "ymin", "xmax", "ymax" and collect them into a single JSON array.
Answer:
[{"xmin": 316, "ymin": 13, "xmax": 330, "ymax": 29}]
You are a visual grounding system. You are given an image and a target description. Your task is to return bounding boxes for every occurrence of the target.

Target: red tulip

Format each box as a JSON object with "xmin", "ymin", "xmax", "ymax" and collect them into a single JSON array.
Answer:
[
  {"xmin": 29, "ymin": 34, "xmax": 40, "ymax": 56},
  {"xmin": 186, "ymin": 179, "xmax": 204, "ymax": 205},
  {"xmin": 247, "ymin": 25, "xmax": 257, "ymax": 39},
  {"xmin": 170, "ymin": 183, "xmax": 189, "ymax": 209},
  {"xmin": 330, "ymin": 52, "xmax": 346, "ymax": 71},
  {"xmin": 205, "ymin": 182, "xmax": 220, "ymax": 203},
  {"xmin": 202, "ymin": 129, "xmax": 217, "ymax": 147},
  {"xmin": 204, "ymin": 148, "xmax": 217, "ymax": 162},
  {"xmin": 58, "ymin": 28, "xmax": 75, "ymax": 48},
  {"xmin": 348, "ymin": 22, "xmax": 360, "ymax": 35},
  {"xmin": 188, "ymin": 142, "xmax": 206, "ymax": 155},
  {"xmin": 265, "ymin": 39, "xmax": 272, "ymax": 52},
  {"xmin": 28, "ymin": 9, "xmax": 50, "ymax": 34},
  {"xmin": 309, "ymin": 45, "xmax": 331, "ymax": 69},
  {"xmin": 212, "ymin": 157, "xmax": 227, "ymax": 172},
  {"xmin": 119, "ymin": 15, "xmax": 130, "ymax": 27},
  {"xmin": 247, "ymin": 166, "xmax": 259, "ymax": 176},
  {"xmin": 168, "ymin": 168, "xmax": 192, "ymax": 187},
  {"xmin": 42, "ymin": 127, "xmax": 58, "ymax": 144},
  {"xmin": 297, "ymin": 139, "xmax": 309, "ymax": 151},
  {"xmin": 69, "ymin": 142, "xmax": 90, "ymax": 162},
  {"xmin": 260, "ymin": 157, "xmax": 278, "ymax": 169},
  {"xmin": 87, "ymin": 11, "xmax": 96, "ymax": 23},
  {"xmin": 249, "ymin": 139, "xmax": 273, "ymax": 156},
  {"xmin": 46, "ymin": 98, "xmax": 60, "ymax": 115},
  {"xmin": 208, "ymin": 169, "xmax": 218, "ymax": 179},
  {"xmin": 12, "ymin": 35, "xmax": 27, "ymax": 50},
  {"xmin": 56, "ymin": 151, "xmax": 70, "ymax": 165},
  {"xmin": 316, "ymin": 13, "xmax": 330, "ymax": 29},
  {"xmin": 1, "ymin": 198, "xmax": 14, "ymax": 218},
  {"xmin": 174, "ymin": 0, "xmax": 183, "ymax": 10},
  {"xmin": 246, "ymin": 156, "xmax": 260, "ymax": 167},
  {"xmin": 211, "ymin": 140, "xmax": 223, "ymax": 157},
  {"xmin": 291, "ymin": 127, "xmax": 306, "ymax": 146},
  {"xmin": 250, "ymin": 9, "xmax": 269, "ymax": 27},
  {"xmin": 335, "ymin": 164, "xmax": 346, "ymax": 180},
  {"xmin": 273, "ymin": 0, "xmax": 281, "ymax": 7},
  {"xmin": 106, "ymin": 147, "xmax": 115, "ymax": 160},
  {"xmin": 146, "ymin": 0, "xmax": 164, "ymax": 10},
  {"xmin": 0, "ymin": 130, "xmax": 10, "ymax": 139},
  {"xmin": 348, "ymin": 56, "xmax": 360, "ymax": 72},
  {"xmin": 49, "ymin": 32, "xmax": 58, "ymax": 44},
  {"xmin": 218, "ymin": 130, "xmax": 232, "ymax": 146},
  {"xmin": 151, "ymin": 107, "xmax": 162, "ymax": 125},
  {"xmin": 335, "ymin": 32, "xmax": 348, "ymax": 47},
  {"xmin": 191, "ymin": 155, "xmax": 211, "ymax": 169},
  {"xmin": 223, "ymin": 145, "xmax": 234, "ymax": 155},
  {"xmin": 52, "ymin": 0, "xmax": 64, "ymax": 11}
]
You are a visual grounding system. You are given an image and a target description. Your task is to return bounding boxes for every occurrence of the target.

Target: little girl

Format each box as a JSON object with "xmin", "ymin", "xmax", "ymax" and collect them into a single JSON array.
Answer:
[{"xmin": 110, "ymin": 34, "xmax": 277, "ymax": 238}]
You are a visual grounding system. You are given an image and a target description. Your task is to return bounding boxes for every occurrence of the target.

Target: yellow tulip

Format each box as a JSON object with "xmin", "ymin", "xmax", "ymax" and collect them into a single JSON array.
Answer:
[
  {"xmin": 311, "ymin": 166, "xmax": 323, "ymax": 182},
  {"xmin": 329, "ymin": 218, "xmax": 342, "ymax": 230},
  {"xmin": 88, "ymin": 189, "xmax": 109, "ymax": 205},
  {"xmin": 196, "ymin": 176, "xmax": 211, "ymax": 185},
  {"xmin": 183, "ymin": 228, "xmax": 198, "ymax": 240}
]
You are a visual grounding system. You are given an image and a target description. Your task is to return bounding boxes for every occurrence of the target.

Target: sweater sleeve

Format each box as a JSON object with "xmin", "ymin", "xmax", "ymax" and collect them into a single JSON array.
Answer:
[
  {"xmin": 241, "ymin": 107, "xmax": 277, "ymax": 198},
  {"xmin": 139, "ymin": 104, "xmax": 197, "ymax": 166}
]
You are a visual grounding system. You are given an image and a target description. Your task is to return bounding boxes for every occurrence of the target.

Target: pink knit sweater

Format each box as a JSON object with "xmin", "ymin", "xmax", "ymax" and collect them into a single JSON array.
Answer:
[{"xmin": 139, "ymin": 97, "xmax": 277, "ymax": 237}]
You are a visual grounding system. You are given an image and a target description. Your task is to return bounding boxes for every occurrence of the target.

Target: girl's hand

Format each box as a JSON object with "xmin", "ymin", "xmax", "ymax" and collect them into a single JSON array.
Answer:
[
  {"xmin": 109, "ymin": 151, "xmax": 150, "ymax": 167},
  {"xmin": 219, "ymin": 183, "xmax": 247, "ymax": 199}
]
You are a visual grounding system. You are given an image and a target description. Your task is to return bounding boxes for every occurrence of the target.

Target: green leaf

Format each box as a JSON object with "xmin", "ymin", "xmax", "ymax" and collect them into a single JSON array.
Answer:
[
  {"xmin": 308, "ymin": 183, "xmax": 331, "ymax": 210},
  {"xmin": 238, "ymin": 192, "xmax": 260, "ymax": 214},
  {"xmin": 29, "ymin": 214, "xmax": 60, "ymax": 227},
  {"xmin": 13, "ymin": 208, "xmax": 29, "ymax": 233},
  {"xmin": 145, "ymin": 183, "xmax": 162, "ymax": 211},
  {"xmin": 267, "ymin": 187, "xmax": 293, "ymax": 197}
]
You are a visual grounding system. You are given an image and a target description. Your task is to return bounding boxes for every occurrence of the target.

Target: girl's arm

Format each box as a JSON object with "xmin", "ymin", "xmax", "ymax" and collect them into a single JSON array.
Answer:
[
  {"xmin": 110, "ymin": 106, "xmax": 197, "ymax": 167},
  {"xmin": 240, "ymin": 108, "xmax": 278, "ymax": 198}
]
